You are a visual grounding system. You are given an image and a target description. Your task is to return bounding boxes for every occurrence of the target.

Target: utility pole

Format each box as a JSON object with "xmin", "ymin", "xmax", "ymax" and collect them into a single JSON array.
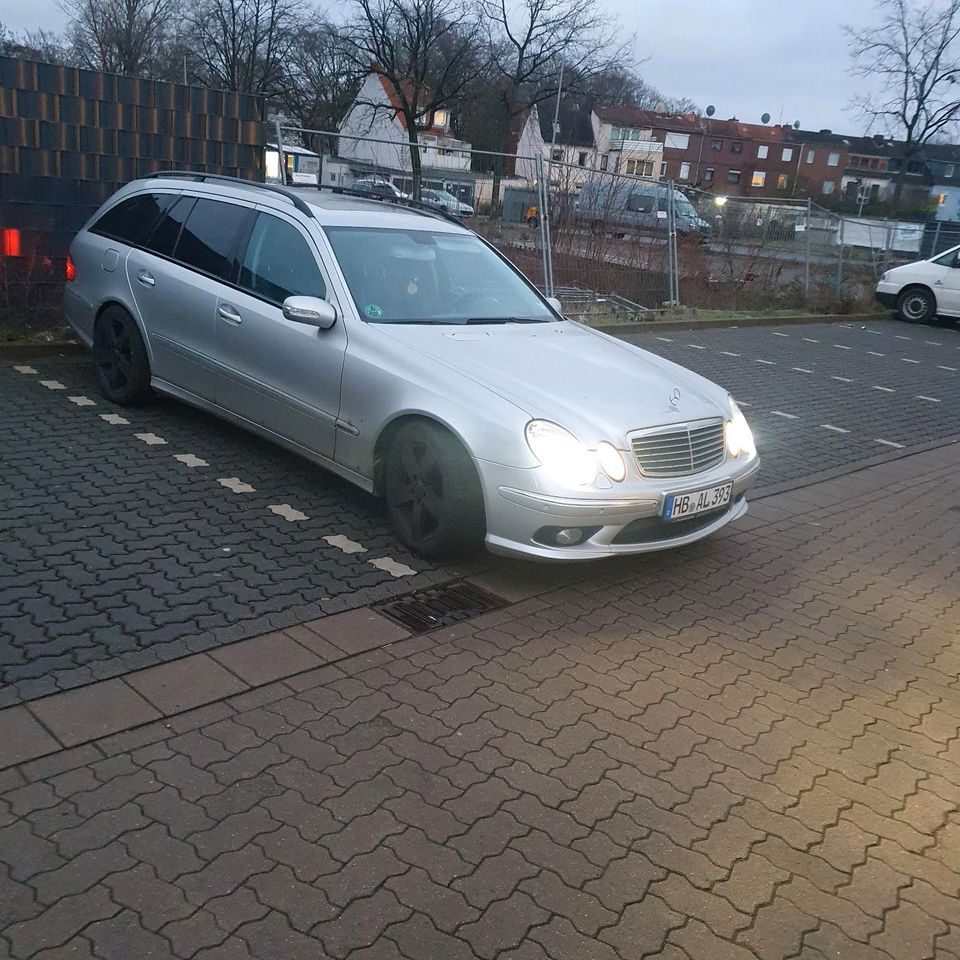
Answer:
[{"xmin": 548, "ymin": 62, "xmax": 564, "ymax": 171}]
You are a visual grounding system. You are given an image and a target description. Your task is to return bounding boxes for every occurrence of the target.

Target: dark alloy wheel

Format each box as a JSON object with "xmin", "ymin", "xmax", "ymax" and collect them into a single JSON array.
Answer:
[
  {"xmin": 385, "ymin": 421, "xmax": 485, "ymax": 559},
  {"xmin": 93, "ymin": 305, "xmax": 153, "ymax": 405},
  {"xmin": 896, "ymin": 287, "xmax": 935, "ymax": 324}
]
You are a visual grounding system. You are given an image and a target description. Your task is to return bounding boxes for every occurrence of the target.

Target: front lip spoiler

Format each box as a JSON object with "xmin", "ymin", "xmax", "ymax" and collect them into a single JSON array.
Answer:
[{"xmin": 497, "ymin": 487, "xmax": 658, "ymax": 520}]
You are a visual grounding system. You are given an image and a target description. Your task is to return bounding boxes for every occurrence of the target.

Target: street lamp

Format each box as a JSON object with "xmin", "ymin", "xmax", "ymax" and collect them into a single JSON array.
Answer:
[{"xmin": 714, "ymin": 196, "xmax": 728, "ymax": 207}]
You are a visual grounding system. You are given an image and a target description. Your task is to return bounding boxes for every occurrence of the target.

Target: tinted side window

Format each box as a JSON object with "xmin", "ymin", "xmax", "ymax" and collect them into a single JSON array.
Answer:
[
  {"xmin": 146, "ymin": 197, "xmax": 194, "ymax": 257},
  {"xmin": 91, "ymin": 193, "xmax": 175, "ymax": 245},
  {"xmin": 174, "ymin": 199, "xmax": 250, "ymax": 280},
  {"xmin": 239, "ymin": 214, "xmax": 326, "ymax": 305}
]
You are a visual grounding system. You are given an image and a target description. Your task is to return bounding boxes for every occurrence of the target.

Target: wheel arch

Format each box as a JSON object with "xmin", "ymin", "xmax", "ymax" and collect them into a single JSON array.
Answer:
[
  {"xmin": 94, "ymin": 299, "xmax": 154, "ymax": 368},
  {"xmin": 897, "ymin": 283, "xmax": 937, "ymax": 306}
]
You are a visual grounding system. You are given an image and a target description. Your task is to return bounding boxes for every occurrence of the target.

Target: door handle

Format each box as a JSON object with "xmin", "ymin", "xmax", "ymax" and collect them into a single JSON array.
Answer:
[
  {"xmin": 137, "ymin": 269, "xmax": 155, "ymax": 287},
  {"xmin": 218, "ymin": 304, "xmax": 242, "ymax": 324}
]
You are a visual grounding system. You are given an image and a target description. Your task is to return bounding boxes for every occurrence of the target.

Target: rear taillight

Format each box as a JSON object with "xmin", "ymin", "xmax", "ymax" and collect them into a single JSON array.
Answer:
[{"xmin": 65, "ymin": 254, "xmax": 76, "ymax": 281}]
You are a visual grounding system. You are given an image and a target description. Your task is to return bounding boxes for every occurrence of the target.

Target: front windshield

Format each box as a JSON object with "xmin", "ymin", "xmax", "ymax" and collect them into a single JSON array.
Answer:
[
  {"xmin": 675, "ymin": 198, "xmax": 697, "ymax": 219},
  {"xmin": 324, "ymin": 227, "xmax": 559, "ymax": 325}
]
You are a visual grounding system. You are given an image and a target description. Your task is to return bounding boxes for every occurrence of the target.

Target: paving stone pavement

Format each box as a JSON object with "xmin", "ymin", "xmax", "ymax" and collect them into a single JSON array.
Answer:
[{"xmin": 2, "ymin": 442, "xmax": 959, "ymax": 960}]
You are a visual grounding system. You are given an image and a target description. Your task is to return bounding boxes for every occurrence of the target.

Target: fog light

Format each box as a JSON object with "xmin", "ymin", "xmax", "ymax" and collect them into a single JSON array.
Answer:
[{"xmin": 555, "ymin": 528, "xmax": 583, "ymax": 545}]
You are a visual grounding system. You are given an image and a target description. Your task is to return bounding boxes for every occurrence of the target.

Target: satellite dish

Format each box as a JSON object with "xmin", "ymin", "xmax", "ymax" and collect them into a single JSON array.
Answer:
[
  {"xmin": 761, "ymin": 112, "xmax": 771, "ymax": 124},
  {"xmin": 793, "ymin": 120, "xmax": 800, "ymax": 129},
  {"xmin": 705, "ymin": 105, "xmax": 716, "ymax": 117}
]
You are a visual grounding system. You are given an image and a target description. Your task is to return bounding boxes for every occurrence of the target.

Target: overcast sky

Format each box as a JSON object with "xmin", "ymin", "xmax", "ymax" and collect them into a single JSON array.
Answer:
[{"xmin": 5, "ymin": 0, "xmax": 881, "ymax": 136}]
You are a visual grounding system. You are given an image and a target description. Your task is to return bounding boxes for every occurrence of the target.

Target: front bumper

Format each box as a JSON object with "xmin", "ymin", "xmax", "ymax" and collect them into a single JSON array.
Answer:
[
  {"xmin": 478, "ymin": 455, "xmax": 761, "ymax": 560},
  {"xmin": 875, "ymin": 282, "xmax": 899, "ymax": 309}
]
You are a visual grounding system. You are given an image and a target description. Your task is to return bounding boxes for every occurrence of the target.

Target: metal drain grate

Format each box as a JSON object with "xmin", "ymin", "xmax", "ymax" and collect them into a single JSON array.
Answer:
[{"xmin": 374, "ymin": 580, "xmax": 507, "ymax": 634}]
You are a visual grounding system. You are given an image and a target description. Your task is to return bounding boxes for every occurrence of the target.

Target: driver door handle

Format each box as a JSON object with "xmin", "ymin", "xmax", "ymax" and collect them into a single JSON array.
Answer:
[
  {"xmin": 136, "ymin": 269, "xmax": 155, "ymax": 287},
  {"xmin": 218, "ymin": 304, "xmax": 242, "ymax": 324}
]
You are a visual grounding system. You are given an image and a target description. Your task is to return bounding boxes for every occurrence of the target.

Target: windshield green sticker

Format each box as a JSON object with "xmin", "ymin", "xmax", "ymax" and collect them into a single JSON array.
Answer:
[{"xmin": 364, "ymin": 304, "xmax": 383, "ymax": 319}]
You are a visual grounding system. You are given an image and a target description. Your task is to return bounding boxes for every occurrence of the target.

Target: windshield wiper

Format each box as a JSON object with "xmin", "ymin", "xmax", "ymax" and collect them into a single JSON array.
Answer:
[{"xmin": 462, "ymin": 316, "xmax": 551, "ymax": 325}]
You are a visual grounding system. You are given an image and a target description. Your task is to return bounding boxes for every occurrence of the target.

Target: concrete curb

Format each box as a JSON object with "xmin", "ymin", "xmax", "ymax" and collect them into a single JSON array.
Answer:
[{"xmin": 590, "ymin": 311, "xmax": 888, "ymax": 335}]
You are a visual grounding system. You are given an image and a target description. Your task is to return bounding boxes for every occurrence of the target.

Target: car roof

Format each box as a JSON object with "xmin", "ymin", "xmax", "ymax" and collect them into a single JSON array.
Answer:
[{"xmin": 119, "ymin": 176, "xmax": 467, "ymax": 233}]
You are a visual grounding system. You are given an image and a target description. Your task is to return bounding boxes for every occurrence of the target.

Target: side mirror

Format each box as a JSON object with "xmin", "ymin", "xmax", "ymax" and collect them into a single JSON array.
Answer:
[
  {"xmin": 546, "ymin": 296, "xmax": 563, "ymax": 314},
  {"xmin": 282, "ymin": 296, "xmax": 337, "ymax": 330}
]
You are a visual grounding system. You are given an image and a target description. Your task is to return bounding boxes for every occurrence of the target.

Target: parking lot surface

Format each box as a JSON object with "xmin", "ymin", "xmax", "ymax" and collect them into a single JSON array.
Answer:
[
  {"xmin": 3, "ymin": 317, "xmax": 959, "ymax": 709},
  {"xmin": 1, "ymin": 439, "xmax": 959, "ymax": 960}
]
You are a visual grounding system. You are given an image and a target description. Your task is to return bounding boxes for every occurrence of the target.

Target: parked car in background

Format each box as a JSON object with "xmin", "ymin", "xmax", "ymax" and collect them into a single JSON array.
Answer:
[
  {"xmin": 577, "ymin": 179, "xmax": 712, "ymax": 237},
  {"xmin": 65, "ymin": 172, "xmax": 758, "ymax": 561},
  {"xmin": 350, "ymin": 178, "xmax": 409, "ymax": 201},
  {"xmin": 875, "ymin": 245, "xmax": 960, "ymax": 323},
  {"xmin": 421, "ymin": 188, "xmax": 475, "ymax": 217}
]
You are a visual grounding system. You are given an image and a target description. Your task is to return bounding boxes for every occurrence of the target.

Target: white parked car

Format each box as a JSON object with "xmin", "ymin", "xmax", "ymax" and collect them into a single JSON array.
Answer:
[{"xmin": 875, "ymin": 245, "xmax": 960, "ymax": 323}]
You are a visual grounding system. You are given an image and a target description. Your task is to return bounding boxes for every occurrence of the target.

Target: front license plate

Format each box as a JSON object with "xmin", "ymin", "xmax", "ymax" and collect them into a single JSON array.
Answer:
[{"xmin": 662, "ymin": 482, "xmax": 733, "ymax": 521}]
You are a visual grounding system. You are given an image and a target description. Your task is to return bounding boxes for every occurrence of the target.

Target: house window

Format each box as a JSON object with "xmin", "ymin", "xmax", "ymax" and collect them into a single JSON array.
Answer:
[
  {"xmin": 626, "ymin": 159, "xmax": 655, "ymax": 177},
  {"xmin": 433, "ymin": 110, "xmax": 447, "ymax": 128},
  {"xmin": 731, "ymin": 141, "xmax": 743, "ymax": 154},
  {"xmin": 679, "ymin": 162, "xmax": 690, "ymax": 180},
  {"xmin": 704, "ymin": 167, "xmax": 715, "ymax": 182},
  {"xmin": 665, "ymin": 132, "xmax": 689, "ymax": 150},
  {"xmin": 806, "ymin": 149, "xmax": 815, "ymax": 164},
  {"xmin": 822, "ymin": 180, "xmax": 835, "ymax": 194},
  {"xmin": 827, "ymin": 152, "xmax": 840, "ymax": 167},
  {"xmin": 777, "ymin": 174, "xmax": 788, "ymax": 189},
  {"xmin": 552, "ymin": 149, "xmax": 562, "ymax": 161},
  {"xmin": 752, "ymin": 171, "xmax": 766, "ymax": 187},
  {"xmin": 578, "ymin": 151, "xmax": 588, "ymax": 167},
  {"xmin": 660, "ymin": 162, "xmax": 667, "ymax": 177},
  {"xmin": 728, "ymin": 169, "xmax": 742, "ymax": 184},
  {"xmin": 782, "ymin": 148, "xmax": 793, "ymax": 162},
  {"xmin": 711, "ymin": 139, "xmax": 723, "ymax": 151},
  {"xmin": 600, "ymin": 154, "xmax": 608, "ymax": 171},
  {"xmin": 757, "ymin": 144, "xmax": 769, "ymax": 159}
]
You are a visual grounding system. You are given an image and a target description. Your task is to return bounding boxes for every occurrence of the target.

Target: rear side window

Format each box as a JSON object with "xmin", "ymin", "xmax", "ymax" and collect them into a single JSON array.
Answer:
[
  {"xmin": 174, "ymin": 199, "xmax": 250, "ymax": 280},
  {"xmin": 239, "ymin": 213, "xmax": 326, "ymax": 304},
  {"xmin": 146, "ymin": 197, "xmax": 194, "ymax": 257},
  {"xmin": 91, "ymin": 193, "xmax": 175, "ymax": 245}
]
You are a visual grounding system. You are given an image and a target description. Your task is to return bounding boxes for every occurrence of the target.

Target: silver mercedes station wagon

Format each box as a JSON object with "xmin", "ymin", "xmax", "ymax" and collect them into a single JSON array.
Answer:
[{"xmin": 65, "ymin": 172, "xmax": 759, "ymax": 560}]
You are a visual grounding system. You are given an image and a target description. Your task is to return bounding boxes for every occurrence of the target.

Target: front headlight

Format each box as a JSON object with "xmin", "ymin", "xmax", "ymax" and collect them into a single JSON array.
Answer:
[
  {"xmin": 881, "ymin": 271, "xmax": 890, "ymax": 282},
  {"xmin": 525, "ymin": 420, "xmax": 596, "ymax": 486},
  {"xmin": 596, "ymin": 441, "xmax": 626, "ymax": 482},
  {"xmin": 725, "ymin": 398, "xmax": 756, "ymax": 459}
]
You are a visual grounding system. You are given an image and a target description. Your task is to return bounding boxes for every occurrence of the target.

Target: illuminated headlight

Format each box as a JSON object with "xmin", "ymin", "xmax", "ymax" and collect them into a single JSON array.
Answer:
[
  {"xmin": 596, "ymin": 441, "xmax": 626, "ymax": 482},
  {"xmin": 725, "ymin": 398, "xmax": 756, "ymax": 459},
  {"xmin": 525, "ymin": 420, "xmax": 596, "ymax": 486}
]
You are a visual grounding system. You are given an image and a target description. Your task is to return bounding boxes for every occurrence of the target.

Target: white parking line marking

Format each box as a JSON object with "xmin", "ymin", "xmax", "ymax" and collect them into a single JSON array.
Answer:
[
  {"xmin": 875, "ymin": 439, "xmax": 904, "ymax": 448},
  {"xmin": 369, "ymin": 557, "xmax": 416, "ymax": 577},
  {"xmin": 134, "ymin": 432, "xmax": 167, "ymax": 445},
  {"xmin": 792, "ymin": 367, "xmax": 813, "ymax": 373},
  {"xmin": 821, "ymin": 424, "xmax": 850, "ymax": 433},
  {"xmin": 867, "ymin": 351, "xmax": 885, "ymax": 357},
  {"xmin": 801, "ymin": 337, "xmax": 820, "ymax": 343},
  {"xmin": 13, "ymin": 365, "xmax": 37, "ymax": 374},
  {"xmin": 755, "ymin": 359, "xmax": 775, "ymax": 365},
  {"xmin": 925, "ymin": 341, "xmax": 942, "ymax": 346},
  {"xmin": 865, "ymin": 329, "xmax": 882, "ymax": 334},
  {"xmin": 268, "ymin": 503, "xmax": 309, "ymax": 522},
  {"xmin": 916, "ymin": 395, "xmax": 941, "ymax": 403},
  {"xmin": 721, "ymin": 351, "xmax": 741, "ymax": 357},
  {"xmin": 833, "ymin": 344, "xmax": 851, "ymax": 350},
  {"xmin": 872, "ymin": 386, "xmax": 895, "ymax": 392},
  {"xmin": 937, "ymin": 365, "xmax": 957, "ymax": 371},
  {"xmin": 174, "ymin": 453, "xmax": 208, "ymax": 467},
  {"xmin": 772, "ymin": 332, "xmax": 789, "ymax": 337},
  {"xmin": 831, "ymin": 376, "xmax": 853, "ymax": 382},
  {"xmin": 324, "ymin": 534, "xmax": 367, "ymax": 555},
  {"xmin": 771, "ymin": 411, "xmax": 798, "ymax": 419},
  {"xmin": 100, "ymin": 413, "xmax": 129, "ymax": 425},
  {"xmin": 39, "ymin": 380, "xmax": 65, "ymax": 390},
  {"xmin": 894, "ymin": 335, "xmax": 911, "ymax": 340},
  {"xmin": 67, "ymin": 396, "xmax": 96, "ymax": 406},
  {"xmin": 655, "ymin": 336, "xmax": 673, "ymax": 342},
  {"xmin": 218, "ymin": 477, "xmax": 256, "ymax": 493},
  {"xmin": 687, "ymin": 344, "xmax": 706, "ymax": 350},
  {"xmin": 901, "ymin": 358, "xmax": 919, "ymax": 364}
]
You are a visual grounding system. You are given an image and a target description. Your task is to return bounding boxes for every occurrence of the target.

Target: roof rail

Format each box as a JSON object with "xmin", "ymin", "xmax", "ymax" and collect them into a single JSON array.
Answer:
[
  {"xmin": 145, "ymin": 170, "xmax": 315, "ymax": 219},
  {"xmin": 313, "ymin": 184, "xmax": 465, "ymax": 228}
]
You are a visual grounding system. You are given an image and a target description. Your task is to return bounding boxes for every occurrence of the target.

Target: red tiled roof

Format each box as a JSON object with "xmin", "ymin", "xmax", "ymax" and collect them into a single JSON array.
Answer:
[{"xmin": 594, "ymin": 106, "xmax": 790, "ymax": 143}]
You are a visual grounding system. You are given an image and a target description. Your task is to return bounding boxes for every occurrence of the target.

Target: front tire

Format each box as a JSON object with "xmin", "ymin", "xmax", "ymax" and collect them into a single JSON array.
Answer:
[
  {"xmin": 385, "ymin": 421, "xmax": 486, "ymax": 559},
  {"xmin": 896, "ymin": 287, "xmax": 935, "ymax": 324},
  {"xmin": 93, "ymin": 305, "xmax": 153, "ymax": 405}
]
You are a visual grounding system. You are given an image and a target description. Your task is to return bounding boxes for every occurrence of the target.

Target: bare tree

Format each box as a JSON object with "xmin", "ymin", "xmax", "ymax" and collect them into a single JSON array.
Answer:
[
  {"xmin": 0, "ymin": 22, "xmax": 71, "ymax": 63},
  {"xmin": 187, "ymin": 0, "xmax": 302, "ymax": 95},
  {"xmin": 281, "ymin": 22, "xmax": 365, "ymax": 152},
  {"xmin": 346, "ymin": 0, "xmax": 485, "ymax": 198},
  {"xmin": 64, "ymin": 0, "xmax": 178, "ymax": 75},
  {"xmin": 847, "ymin": 0, "xmax": 960, "ymax": 209}
]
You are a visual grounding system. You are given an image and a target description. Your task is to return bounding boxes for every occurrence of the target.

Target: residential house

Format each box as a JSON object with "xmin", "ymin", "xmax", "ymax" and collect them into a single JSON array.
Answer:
[
  {"xmin": 914, "ymin": 143, "xmax": 960, "ymax": 221},
  {"xmin": 590, "ymin": 107, "xmax": 663, "ymax": 180},
  {"xmin": 784, "ymin": 129, "xmax": 851, "ymax": 201},
  {"xmin": 336, "ymin": 72, "xmax": 476, "ymax": 198}
]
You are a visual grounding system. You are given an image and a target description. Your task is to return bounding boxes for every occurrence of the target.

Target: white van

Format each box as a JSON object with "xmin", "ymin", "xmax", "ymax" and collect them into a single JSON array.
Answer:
[{"xmin": 875, "ymin": 245, "xmax": 960, "ymax": 323}]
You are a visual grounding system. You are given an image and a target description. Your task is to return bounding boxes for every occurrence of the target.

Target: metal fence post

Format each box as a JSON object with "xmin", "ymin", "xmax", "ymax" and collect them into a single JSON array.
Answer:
[
  {"xmin": 933, "ymin": 220, "xmax": 943, "ymax": 255},
  {"xmin": 666, "ymin": 179, "xmax": 677, "ymax": 305},
  {"xmin": 535, "ymin": 155, "xmax": 553, "ymax": 297},
  {"xmin": 836, "ymin": 215, "xmax": 844, "ymax": 293},
  {"xmin": 883, "ymin": 222, "xmax": 893, "ymax": 272},
  {"xmin": 803, "ymin": 197, "xmax": 811, "ymax": 297},
  {"xmin": 274, "ymin": 118, "xmax": 286, "ymax": 185}
]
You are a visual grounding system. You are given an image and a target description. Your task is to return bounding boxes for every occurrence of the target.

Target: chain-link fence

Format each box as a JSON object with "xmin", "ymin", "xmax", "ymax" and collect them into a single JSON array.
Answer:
[{"xmin": 274, "ymin": 122, "xmax": 957, "ymax": 319}]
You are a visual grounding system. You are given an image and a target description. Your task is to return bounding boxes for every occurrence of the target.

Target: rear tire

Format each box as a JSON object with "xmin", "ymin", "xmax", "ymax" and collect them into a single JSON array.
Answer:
[
  {"xmin": 93, "ymin": 305, "xmax": 153, "ymax": 405},
  {"xmin": 385, "ymin": 420, "xmax": 486, "ymax": 559},
  {"xmin": 896, "ymin": 287, "xmax": 935, "ymax": 324}
]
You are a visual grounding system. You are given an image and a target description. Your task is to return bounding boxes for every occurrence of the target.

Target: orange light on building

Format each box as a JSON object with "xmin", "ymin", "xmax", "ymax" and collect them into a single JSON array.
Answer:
[{"xmin": 0, "ymin": 229, "xmax": 21, "ymax": 257}]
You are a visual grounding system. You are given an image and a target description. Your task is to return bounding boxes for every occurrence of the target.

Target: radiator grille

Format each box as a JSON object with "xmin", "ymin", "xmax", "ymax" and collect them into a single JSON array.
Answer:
[{"xmin": 631, "ymin": 420, "xmax": 726, "ymax": 478}]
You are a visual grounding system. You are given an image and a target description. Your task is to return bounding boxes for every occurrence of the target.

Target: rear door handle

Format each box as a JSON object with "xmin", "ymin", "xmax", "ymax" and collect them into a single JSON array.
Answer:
[
  {"xmin": 137, "ymin": 269, "xmax": 155, "ymax": 287},
  {"xmin": 218, "ymin": 304, "xmax": 242, "ymax": 324}
]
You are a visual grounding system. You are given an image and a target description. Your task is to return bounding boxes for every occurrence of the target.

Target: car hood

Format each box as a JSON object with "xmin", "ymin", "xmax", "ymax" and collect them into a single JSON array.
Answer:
[{"xmin": 377, "ymin": 321, "xmax": 731, "ymax": 444}]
